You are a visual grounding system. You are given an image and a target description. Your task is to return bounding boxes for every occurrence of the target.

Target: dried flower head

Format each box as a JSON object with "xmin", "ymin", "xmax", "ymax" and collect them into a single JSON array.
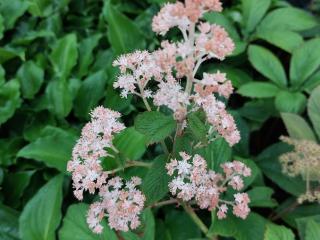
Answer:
[
  {"xmin": 280, "ymin": 136, "xmax": 320, "ymax": 204},
  {"xmin": 166, "ymin": 152, "xmax": 251, "ymax": 219}
]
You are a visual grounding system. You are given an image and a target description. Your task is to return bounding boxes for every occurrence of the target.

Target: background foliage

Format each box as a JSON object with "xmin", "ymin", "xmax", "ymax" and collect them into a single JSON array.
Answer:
[{"xmin": 0, "ymin": 0, "xmax": 320, "ymax": 239}]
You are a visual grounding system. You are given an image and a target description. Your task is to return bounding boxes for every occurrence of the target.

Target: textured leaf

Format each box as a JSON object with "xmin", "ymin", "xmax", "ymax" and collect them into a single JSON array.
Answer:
[
  {"xmin": 103, "ymin": 0, "xmax": 146, "ymax": 55},
  {"xmin": 187, "ymin": 112, "xmax": 207, "ymax": 143},
  {"xmin": 59, "ymin": 203, "xmax": 117, "ymax": 240},
  {"xmin": 264, "ymin": 224, "xmax": 295, "ymax": 240},
  {"xmin": 50, "ymin": 34, "xmax": 78, "ymax": 78},
  {"xmin": 17, "ymin": 61, "xmax": 44, "ymax": 99},
  {"xmin": 142, "ymin": 155, "xmax": 169, "ymax": 205},
  {"xmin": 305, "ymin": 220, "xmax": 320, "ymax": 240},
  {"xmin": 275, "ymin": 91, "xmax": 307, "ymax": 114},
  {"xmin": 308, "ymin": 86, "xmax": 320, "ymax": 139},
  {"xmin": 242, "ymin": 0, "xmax": 271, "ymax": 33},
  {"xmin": 17, "ymin": 127, "xmax": 77, "ymax": 172},
  {"xmin": 74, "ymin": 71, "xmax": 107, "ymax": 119},
  {"xmin": 0, "ymin": 204, "xmax": 20, "ymax": 240},
  {"xmin": 247, "ymin": 187, "xmax": 277, "ymax": 208},
  {"xmin": 135, "ymin": 111, "xmax": 176, "ymax": 144},
  {"xmin": 281, "ymin": 113, "xmax": 316, "ymax": 141},
  {"xmin": 296, "ymin": 216, "xmax": 320, "ymax": 240},
  {"xmin": 290, "ymin": 38, "xmax": 320, "ymax": 87},
  {"xmin": 248, "ymin": 45, "xmax": 287, "ymax": 87},
  {"xmin": 19, "ymin": 174, "xmax": 64, "ymax": 240},
  {"xmin": 238, "ymin": 82, "xmax": 280, "ymax": 98}
]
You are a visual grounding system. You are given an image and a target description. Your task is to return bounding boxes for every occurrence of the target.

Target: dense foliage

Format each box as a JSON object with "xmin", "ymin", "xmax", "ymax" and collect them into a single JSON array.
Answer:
[{"xmin": 0, "ymin": 0, "xmax": 320, "ymax": 239}]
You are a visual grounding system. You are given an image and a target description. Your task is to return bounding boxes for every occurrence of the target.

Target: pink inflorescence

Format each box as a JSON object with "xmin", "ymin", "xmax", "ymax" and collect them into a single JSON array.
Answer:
[
  {"xmin": 166, "ymin": 152, "xmax": 251, "ymax": 220},
  {"xmin": 113, "ymin": 0, "xmax": 240, "ymax": 146},
  {"xmin": 67, "ymin": 106, "xmax": 145, "ymax": 233}
]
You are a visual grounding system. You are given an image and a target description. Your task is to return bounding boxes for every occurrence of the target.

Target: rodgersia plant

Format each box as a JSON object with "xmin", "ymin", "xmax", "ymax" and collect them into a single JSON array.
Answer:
[
  {"xmin": 280, "ymin": 136, "xmax": 320, "ymax": 204},
  {"xmin": 67, "ymin": 0, "xmax": 251, "ymax": 236}
]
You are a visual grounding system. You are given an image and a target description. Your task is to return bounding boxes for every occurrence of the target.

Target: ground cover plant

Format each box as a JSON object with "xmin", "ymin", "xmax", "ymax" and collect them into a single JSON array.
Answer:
[{"xmin": 0, "ymin": 0, "xmax": 320, "ymax": 239}]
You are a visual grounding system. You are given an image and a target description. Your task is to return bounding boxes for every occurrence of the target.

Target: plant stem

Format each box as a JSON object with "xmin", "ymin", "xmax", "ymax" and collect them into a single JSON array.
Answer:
[
  {"xmin": 149, "ymin": 199, "xmax": 179, "ymax": 208},
  {"xmin": 105, "ymin": 161, "xmax": 152, "ymax": 175}
]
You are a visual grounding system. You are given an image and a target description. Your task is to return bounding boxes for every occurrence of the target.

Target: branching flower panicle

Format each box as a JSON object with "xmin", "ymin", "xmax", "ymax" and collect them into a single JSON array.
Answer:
[
  {"xmin": 280, "ymin": 136, "xmax": 320, "ymax": 203},
  {"xmin": 113, "ymin": 0, "xmax": 240, "ymax": 146},
  {"xmin": 166, "ymin": 152, "xmax": 252, "ymax": 219}
]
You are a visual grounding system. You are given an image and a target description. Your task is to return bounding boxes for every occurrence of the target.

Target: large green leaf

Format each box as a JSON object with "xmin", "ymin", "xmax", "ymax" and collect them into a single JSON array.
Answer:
[
  {"xmin": 248, "ymin": 45, "xmax": 287, "ymax": 87},
  {"xmin": 17, "ymin": 61, "xmax": 44, "ymax": 99},
  {"xmin": 296, "ymin": 216, "xmax": 320, "ymax": 240},
  {"xmin": 242, "ymin": 0, "xmax": 271, "ymax": 33},
  {"xmin": 0, "ymin": 204, "xmax": 20, "ymax": 240},
  {"xmin": 0, "ymin": 138, "xmax": 23, "ymax": 166},
  {"xmin": 308, "ymin": 86, "xmax": 320, "ymax": 139},
  {"xmin": 142, "ymin": 155, "xmax": 169, "ymax": 205},
  {"xmin": 59, "ymin": 203, "xmax": 117, "ymax": 240},
  {"xmin": 74, "ymin": 71, "xmax": 107, "ymax": 119},
  {"xmin": 238, "ymin": 82, "xmax": 280, "ymax": 98},
  {"xmin": 0, "ymin": 0, "xmax": 28, "ymax": 29},
  {"xmin": 281, "ymin": 113, "xmax": 317, "ymax": 141},
  {"xmin": 17, "ymin": 127, "xmax": 77, "ymax": 172},
  {"xmin": 135, "ymin": 111, "xmax": 176, "ymax": 144},
  {"xmin": 305, "ymin": 220, "xmax": 320, "ymax": 240},
  {"xmin": 0, "ymin": 79, "xmax": 21, "ymax": 125},
  {"xmin": 19, "ymin": 174, "xmax": 64, "ymax": 240},
  {"xmin": 247, "ymin": 187, "xmax": 277, "ymax": 208},
  {"xmin": 50, "ymin": 33, "xmax": 78, "ymax": 78},
  {"xmin": 264, "ymin": 224, "xmax": 295, "ymax": 240},
  {"xmin": 103, "ymin": 0, "xmax": 146, "ymax": 55},
  {"xmin": 258, "ymin": 7, "xmax": 318, "ymax": 32},
  {"xmin": 290, "ymin": 38, "xmax": 320, "ymax": 87},
  {"xmin": 275, "ymin": 91, "xmax": 307, "ymax": 114},
  {"xmin": 0, "ymin": 46, "xmax": 25, "ymax": 64}
]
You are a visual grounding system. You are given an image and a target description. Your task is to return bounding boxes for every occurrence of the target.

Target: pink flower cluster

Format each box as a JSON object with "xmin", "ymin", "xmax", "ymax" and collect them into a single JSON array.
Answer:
[
  {"xmin": 113, "ymin": 0, "xmax": 239, "ymax": 146},
  {"xmin": 67, "ymin": 106, "xmax": 145, "ymax": 233},
  {"xmin": 166, "ymin": 152, "xmax": 251, "ymax": 219}
]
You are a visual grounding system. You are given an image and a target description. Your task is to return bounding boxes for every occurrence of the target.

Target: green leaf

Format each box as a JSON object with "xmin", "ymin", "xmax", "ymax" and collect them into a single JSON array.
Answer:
[
  {"xmin": 308, "ymin": 86, "xmax": 320, "ymax": 139},
  {"xmin": 290, "ymin": 38, "xmax": 320, "ymax": 87},
  {"xmin": 0, "ymin": 15, "xmax": 4, "ymax": 40},
  {"xmin": 242, "ymin": 0, "xmax": 271, "ymax": 33},
  {"xmin": 258, "ymin": 7, "xmax": 318, "ymax": 32},
  {"xmin": 0, "ymin": 138, "xmax": 23, "ymax": 166},
  {"xmin": 77, "ymin": 34, "xmax": 102, "ymax": 78},
  {"xmin": 135, "ymin": 111, "xmax": 176, "ymax": 144},
  {"xmin": 17, "ymin": 127, "xmax": 77, "ymax": 172},
  {"xmin": 281, "ymin": 113, "xmax": 316, "ymax": 141},
  {"xmin": 141, "ymin": 209, "xmax": 155, "ymax": 240},
  {"xmin": 17, "ymin": 61, "xmax": 44, "ymax": 99},
  {"xmin": 50, "ymin": 33, "xmax": 78, "ymax": 78},
  {"xmin": 0, "ymin": 46, "xmax": 25, "ymax": 64},
  {"xmin": 46, "ymin": 79, "xmax": 73, "ymax": 118},
  {"xmin": 305, "ymin": 220, "xmax": 320, "ymax": 240},
  {"xmin": 19, "ymin": 174, "xmax": 64, "ymax": 240},
  {"xmin": 74, "ymin": 71, "xmax": 107, "ymax": 119},
  {"xmin": 208, "ymin": 212, "xmax": 267, "ymax": 240},
  {"xmin": 142, "ymin": 155, "xmax": 169, "ymax": 205},
  {"xmin": 256, "ymin": 29, "xmax": 303, "ymax": 53},
  {"xmin": 248, "ymin": 45, "xmax": 287, "ymax": 87},
  {"xmin": 59, "ymin": 203, "xmax": 117, "ymax": 240},
  {"xmin": 2, "ymin": 170, "xmax": 35, "ymax": 207},
  {"xmin": 0, "ymin": 79, "xmax": 21, "ymax": 125},
  {"xmin": 257, "ymin": 142, "xmax": 305, "ymax": 196},
  {"xmin": 264, "ymin": 224, "xmax": 295, "ymax": 240},
  {"xmin": 103, "ymin": 0, "xmax": 146, "ymax": 55},
  {"xmin": 275, "ymin": 91, "xmax": 307, "ymax": 114},
  {"xmin": 187, "ymin": 112, "xmax": 207, "ymax": 143},
  {"xmin": 303, "ymin": 70, "xmax": 320, "ymax": 93},
  {"xmin": 238, "ymin": 82, "xmax": 280, "ymax": 98},
  {"xmin": 0, "ymin": 204, "xmax": 20, "ymax": 240},
  {"xmin": 247, "ymin": 187, "xmax": 277, "ymax": 208},
  {"xmin": 113, "ymin": 127, "xmax": 147, "ymax": 161},
  {"xmin": 196, "ymin": 138, "xmax": 232, "ymax": 172},
  {"xmin": 0, "ymin": 0, "xmax": 28, "ymax": 29}
]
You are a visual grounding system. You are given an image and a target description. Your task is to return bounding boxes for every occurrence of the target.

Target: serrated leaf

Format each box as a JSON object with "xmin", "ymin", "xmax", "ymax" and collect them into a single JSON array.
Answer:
[
  {"xmin": 17, "ymin": 127, "xmax": 77, "ymax": 172},
  {"xmin": 290, "ymin": 38, "xmax": 320, "ymax": 87},
  {"xmin": 248, "ymin": 45, "xmax": 287, "ymax": 87},
  {"xmin": 135, "ymin": 111, "xmax": 176, "ymax": 144},
  {"xmin": 281, "ymin": 113, "xmax": 316, "ymax": 141},
  {"xmin": 264, "ymin": 224, "xmax": 295, "ymax": 240},
  {"xmin": 142, "ymin": 155, "xmax": 169, "ymax": 205},
  {"xmin": 238, "ymin": 82, "xmax": 280, "ymax": 98},
  {"xmin": 59, "ymin": 204, "xmax": 117, "ymax": 240},
  {"xmin": 308, "ymin": 86, "xmax": 320, "ymax": 139},
  {"xmin": 19, "ymin": 174, "xmax": 64, "ymax": 240}
]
